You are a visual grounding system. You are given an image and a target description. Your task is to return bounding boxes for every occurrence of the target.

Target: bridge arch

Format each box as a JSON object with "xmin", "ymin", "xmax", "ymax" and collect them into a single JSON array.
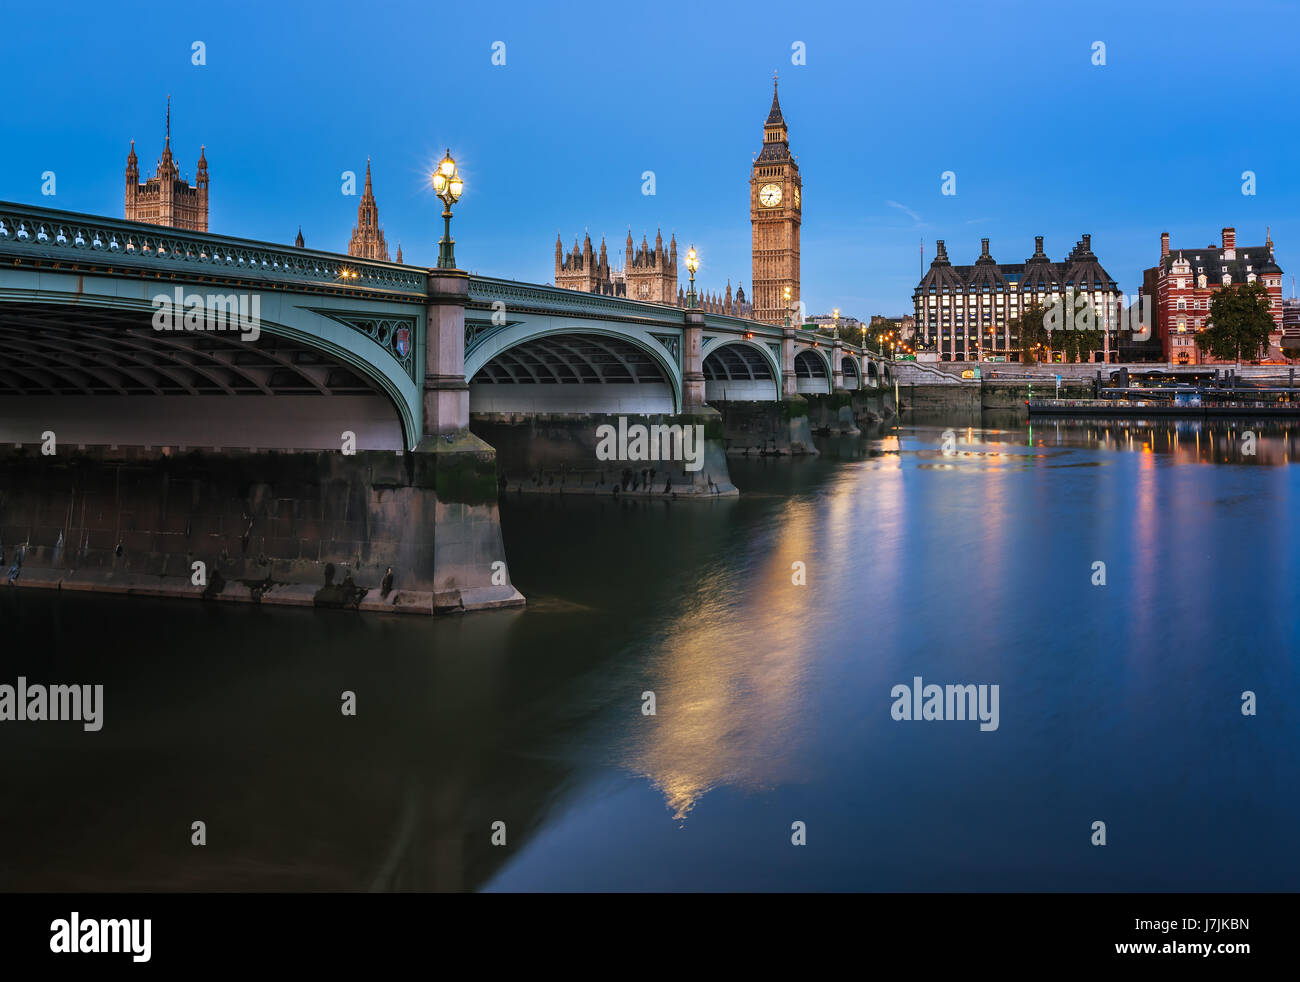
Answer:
[
  {"xmin": 467, "ymin": 324, "xmax": 681, "ymax": 414},
  {"xmin": 841, "ymin": 356, "xmax": 861, "ymax": 390},
  {"xmin": 793, "ymin": 346, "xmax": 831, "ymax": 394},
  {"xmin": 0, "ymin": 283, "xmax": 421, "ymax": 450},
  {"xmin": 703, "ymin": 338, "xmax": 780, "ymax": 402},
  {"xmin": 866, "ymin": 360, "xmax": 880, "ymax": 387}
]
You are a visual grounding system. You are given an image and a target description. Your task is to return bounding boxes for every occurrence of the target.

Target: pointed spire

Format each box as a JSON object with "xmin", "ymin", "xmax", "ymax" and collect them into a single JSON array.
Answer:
[
  {"xmin": 396, "ymin": 243, "xmax": 403, "ymax": 264},
  {"xmin": 294, "ymin": 227, "xmax": 304, "ymax": 248},
  {"xmin": 348, "ymin": 157, "xmax": 389, "ymax": 261},
  {"xmin": 766, "ymin": 71, "xmax": 785, "ymax": 126},
  {"xmin": 159, "ymin": 96, "xmax": 175, "ymax": 174}
]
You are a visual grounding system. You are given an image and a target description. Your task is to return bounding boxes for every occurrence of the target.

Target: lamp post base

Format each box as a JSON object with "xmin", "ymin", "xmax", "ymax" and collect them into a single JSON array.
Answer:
[{"xmin": 436, "ymin": 209, "xmax": 456, "ymax": 270}]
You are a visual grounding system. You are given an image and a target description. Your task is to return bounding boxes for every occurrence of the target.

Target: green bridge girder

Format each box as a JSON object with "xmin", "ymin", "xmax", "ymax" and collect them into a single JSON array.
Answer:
[{"xmin": 0, "ymin": 201, "xmax": 890, "ymax": 446}]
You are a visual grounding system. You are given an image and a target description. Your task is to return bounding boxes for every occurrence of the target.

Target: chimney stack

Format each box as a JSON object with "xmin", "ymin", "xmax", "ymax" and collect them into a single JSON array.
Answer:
[
  {"xmin": 1222, "ymin": 227, "xmax": 1236, "ymax": 250},
  {"xmin": 1160, "ymin": 232, "xmax": 1169, "ymax": 257}
]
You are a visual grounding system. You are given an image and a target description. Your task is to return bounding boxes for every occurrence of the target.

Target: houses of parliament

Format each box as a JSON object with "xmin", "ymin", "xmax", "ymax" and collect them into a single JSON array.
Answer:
[
  {"xmin": 122, "ymin": 80, "xmax": 804, "ymax": 325},
  {"xmin": 124, "ymin": 102, "xmax": 402, "ymax": 265},
  {"xmin": 554, "ymin": 78, "xmax": 802, "ymax": 325}
]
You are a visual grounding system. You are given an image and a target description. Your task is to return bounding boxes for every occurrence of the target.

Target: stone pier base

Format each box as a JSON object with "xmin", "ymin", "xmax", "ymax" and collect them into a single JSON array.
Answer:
[
  {"xmin": 471, "ymin": 408, "xmax": 737, "ymax": 498},
  {"xmin": 0, "ymin": 442, "xmax": 524, "ymax": 615},
  {"xmin": 712, "ymin": 397, "xmax": 819, "ymax": 455}
]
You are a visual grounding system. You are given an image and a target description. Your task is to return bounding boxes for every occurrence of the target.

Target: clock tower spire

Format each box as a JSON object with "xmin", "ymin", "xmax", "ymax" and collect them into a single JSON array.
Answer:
[{"xmin": 751, "ymin": 75, "xmax": 801, "ymax": 325}]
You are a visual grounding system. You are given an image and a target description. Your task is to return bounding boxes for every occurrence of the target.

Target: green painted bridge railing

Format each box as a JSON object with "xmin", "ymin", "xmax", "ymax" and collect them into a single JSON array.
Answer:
[{"xmin": 0, "ymin": 200, "xmax": 426, "ymax": 299}]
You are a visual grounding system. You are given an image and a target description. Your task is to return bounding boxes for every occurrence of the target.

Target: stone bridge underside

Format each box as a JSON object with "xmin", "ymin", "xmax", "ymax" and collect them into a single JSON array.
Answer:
[
  {"xmin": 795, "ymin": 348, "xmax": 831, "ymax": 394},
  {"xmin": 469, "ymin": 332, "xmax": 675, "ymax": 414},
  {"xmin": 704, "ymin": 342, "xmax": 778, "ymax": 402},
  {"xmin": 0, "ymin": 302, "xmax": 406, "ymax": 450}
]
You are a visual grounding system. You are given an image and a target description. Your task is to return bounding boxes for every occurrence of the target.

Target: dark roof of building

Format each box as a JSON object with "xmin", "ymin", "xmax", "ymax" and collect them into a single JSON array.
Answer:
[
  {"xmin": 915, "ymin": 236, "xmax": 1120, "ymax": 294},
  {"xmin": 1164, "ymin": 244, "xmax": 1282, "ymax": 281},
  {"xmin": 918, "ymin": 240, "xmax": 965, "ymax": 291}
]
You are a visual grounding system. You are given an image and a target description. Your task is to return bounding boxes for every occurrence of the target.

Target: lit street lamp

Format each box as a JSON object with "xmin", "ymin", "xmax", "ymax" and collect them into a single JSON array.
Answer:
[
  {"xmin": 432, "ymin": 149, "xmax": 464, "ymax": 269},
  {"xmin": 686, "ymin": 245, "xmax": 699, "ymax": 308},
  {"xmin": 783, "ymin": 285, "xmax": 792, "ymax": 328}
]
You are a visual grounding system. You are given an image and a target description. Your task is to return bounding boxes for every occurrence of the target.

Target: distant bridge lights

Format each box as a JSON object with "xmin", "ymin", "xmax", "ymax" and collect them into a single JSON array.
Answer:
[{"xmin": 432, "ymin": 149, "xmax": 464, "ymax": 269}]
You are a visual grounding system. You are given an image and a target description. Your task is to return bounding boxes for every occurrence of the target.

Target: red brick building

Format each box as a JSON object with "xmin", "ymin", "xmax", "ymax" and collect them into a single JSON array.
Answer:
[{"xmin": 1150, "ymin": 227, "xmax": 1285, "ymax": 364}]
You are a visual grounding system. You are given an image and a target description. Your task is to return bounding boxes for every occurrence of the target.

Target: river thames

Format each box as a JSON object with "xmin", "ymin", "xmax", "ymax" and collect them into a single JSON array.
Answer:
[{"xmin": 2, "ymin": 416, "xmax": 1297, "ymax": 891}]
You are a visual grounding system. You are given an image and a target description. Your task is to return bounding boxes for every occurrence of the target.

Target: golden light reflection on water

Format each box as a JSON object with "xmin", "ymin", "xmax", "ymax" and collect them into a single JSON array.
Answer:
[
  {"xmin": 622, "ymin": 419, "xmax": 1299, "ymax": 821},
  {"xmin": 621, "ymin": 496, "xmax": 831, "ymax": 821}
]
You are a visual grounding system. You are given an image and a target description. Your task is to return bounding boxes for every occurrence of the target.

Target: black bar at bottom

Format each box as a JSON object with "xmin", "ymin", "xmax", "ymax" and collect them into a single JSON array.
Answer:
[{"xmin": 0, "ymin": 892, "xmax": 1281, "ymax": 969}]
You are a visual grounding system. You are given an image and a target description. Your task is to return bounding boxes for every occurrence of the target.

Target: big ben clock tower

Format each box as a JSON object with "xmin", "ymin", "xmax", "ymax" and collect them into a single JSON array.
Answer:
[{"xmin": 751, "ymin": 75, "xmax": 801, "ymax": 325}]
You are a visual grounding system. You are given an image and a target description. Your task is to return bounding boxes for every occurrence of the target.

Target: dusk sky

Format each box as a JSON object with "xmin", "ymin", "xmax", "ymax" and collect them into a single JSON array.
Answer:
[{"xmin": 3, "ymin": 0, "xmax": 1296, "ymax": 316}]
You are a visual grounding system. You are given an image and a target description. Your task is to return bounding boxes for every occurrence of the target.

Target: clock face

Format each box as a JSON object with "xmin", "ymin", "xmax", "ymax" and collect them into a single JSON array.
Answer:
[{"xmin": 759, "ymin": 183, "xmax": 783, "ymax": 208}]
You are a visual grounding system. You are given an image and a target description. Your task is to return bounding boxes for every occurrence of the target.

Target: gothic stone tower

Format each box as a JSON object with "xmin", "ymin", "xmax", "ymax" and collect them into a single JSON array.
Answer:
[
  {"xmin": 348, "ymin": 159, "xmax": 390, "ymax": 261},
  {"xmin": 624, "ymin": 229, "xmax": 677, "ymax": 303},
  {"xmin": 124, "ymin": 98, "xmax": 209, "ymax": 232},
  {"xmin": 555, "ymin": 232, "xmax": 623, "ymax": 296},
  {"xmin": 750, "ymin": 77, "xmax": 801, "ymax": 325}
]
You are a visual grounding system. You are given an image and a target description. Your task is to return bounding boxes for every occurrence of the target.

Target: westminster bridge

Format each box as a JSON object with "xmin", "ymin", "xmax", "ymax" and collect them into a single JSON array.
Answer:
[{"xmin": 0, "ymin": 201, "xmax": 892, "ymax": 614}]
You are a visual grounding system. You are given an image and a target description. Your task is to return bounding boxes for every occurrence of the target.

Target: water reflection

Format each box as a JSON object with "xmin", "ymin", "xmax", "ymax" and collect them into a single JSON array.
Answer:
[{"xmin": 2, "ymin": 415, "xmax": 1298, "ymax": 892}]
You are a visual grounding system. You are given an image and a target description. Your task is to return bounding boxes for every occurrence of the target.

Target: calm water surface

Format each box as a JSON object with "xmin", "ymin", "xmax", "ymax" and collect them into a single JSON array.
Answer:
[{"xmin": 2, "ymin": 415, "xmax": 1298, "ymax": 891}]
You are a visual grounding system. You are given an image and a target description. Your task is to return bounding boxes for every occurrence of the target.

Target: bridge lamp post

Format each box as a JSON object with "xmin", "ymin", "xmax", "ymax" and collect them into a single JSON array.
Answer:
[
  {"xmin": 432, "ymin": 149, "xmax": 464, "ymax": 270},
  {"xmin": 686, "ymin": 246, "xmax": 699, "ymax": 308},
  {"xmin": 783, "ymin": 285, "xmax": 792, "ymax": 328}
]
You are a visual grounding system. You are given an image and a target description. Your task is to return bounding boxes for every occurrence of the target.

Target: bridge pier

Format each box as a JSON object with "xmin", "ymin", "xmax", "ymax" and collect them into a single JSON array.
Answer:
[
  {"xmin": 781, "ymin": 326, "xmax": 798, "ymax": 399},
  {"xmin": 411, "ymin": 268, "xmax": 524, "ymax": 611},
  {"xmin": 683, "ymin": 307, "xmax": 707, "ymax": 410},
  {"xmin": 421, "ymin": 271, "xmax": 471, "ymax": 439},
  {"xmin": 0, "ymin": 446, "xmax": 522, "ymax": 615}
]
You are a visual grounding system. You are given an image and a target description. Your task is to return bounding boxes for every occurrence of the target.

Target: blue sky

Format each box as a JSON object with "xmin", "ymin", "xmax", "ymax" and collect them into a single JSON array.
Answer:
[{"xmin": 2, "ymin": 0, "xmax": 1296, "ymax": 317}]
